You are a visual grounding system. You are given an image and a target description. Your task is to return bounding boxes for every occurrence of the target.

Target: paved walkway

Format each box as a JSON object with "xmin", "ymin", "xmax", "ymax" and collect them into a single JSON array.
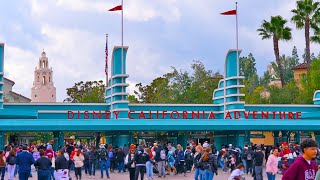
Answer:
[{"xmin": 17, "ymin": 169, "xmax": 283, "ymax": 180}]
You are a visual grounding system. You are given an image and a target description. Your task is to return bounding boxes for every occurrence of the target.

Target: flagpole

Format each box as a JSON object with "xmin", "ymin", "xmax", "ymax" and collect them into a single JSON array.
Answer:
[
  {"xmin": 106, "ymin": 34, "xmax": 109, "ymax": 87},
  {"xmin": 236, "ymin": 2, "xmax": 239, "ymax": 101},
  {"xmin": 121, "ymin": 0, "xmax": 124, "ymax": 101},
  {"xmin": 121, "ymin": 0, "xmax": 124, "ymax": 74}
]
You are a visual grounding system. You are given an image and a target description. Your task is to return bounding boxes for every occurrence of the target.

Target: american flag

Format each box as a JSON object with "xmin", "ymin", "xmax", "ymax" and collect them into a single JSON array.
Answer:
[{"xmin": 105, "ymin": 34, "xmax": 108, "ymax": 83}]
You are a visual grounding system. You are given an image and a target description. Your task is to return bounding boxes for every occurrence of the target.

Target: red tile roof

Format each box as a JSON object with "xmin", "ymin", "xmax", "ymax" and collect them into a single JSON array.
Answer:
[{"xmin": 292, "ymin": 63, "xmax": 309, "ymax": 70}]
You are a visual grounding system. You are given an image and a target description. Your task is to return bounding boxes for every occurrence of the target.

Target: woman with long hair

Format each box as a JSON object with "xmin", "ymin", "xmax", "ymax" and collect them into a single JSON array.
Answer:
[
  {"xmin": 73, "ymin": 148, "xmax": 84, "ymax": 180},
  {"xmin": 175, "ymin": 144, "xmax": 186, "ymax": 176},
  {"xmin": 228, "ymin": 163, "xmax": 245, "ymax": 180},
  {"xmin": 266, "ymin": 148, "xmax": 279, "ymax": 180},
  {"xmin": 192, "ymin": 145, "xmax": 203, "ymax": 180},
  {"xmin": 125, "ymin": 144, "xmax": 136, "ymax": 180},
  {"xmin": 145, "ymin": 148, "xmax": 154, "ymax": 179},
  {"xmin": 200, "ymin": 147, "xmax": 218, "ymax": 180},
  {"xmin": 6, "ymin": 150, "xmax": 16, "ymax": 180}
]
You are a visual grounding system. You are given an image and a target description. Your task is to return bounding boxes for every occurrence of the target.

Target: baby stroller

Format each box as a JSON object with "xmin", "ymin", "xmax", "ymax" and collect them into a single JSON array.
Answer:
[
  {"xmin": 153, "ymin": 162, "xmax": 159, "ymax": 174},
  {"xmin": 174, "ymin": 160, "xmax": 186, "ymax": 175}
]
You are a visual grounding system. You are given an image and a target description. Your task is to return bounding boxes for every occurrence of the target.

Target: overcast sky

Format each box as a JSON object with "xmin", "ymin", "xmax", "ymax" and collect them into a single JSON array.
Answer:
[{"xmin": 1, "ymin": 0, "xmax": 320, "ymax": 102}]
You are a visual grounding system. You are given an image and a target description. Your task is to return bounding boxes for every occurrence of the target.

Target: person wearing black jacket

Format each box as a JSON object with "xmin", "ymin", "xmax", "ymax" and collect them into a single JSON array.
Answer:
[
  {"xmin": 54, "ymin": 149, "xmax": 70, "ymax": 179},
  {"xmin": 34, "ymin": 150, "xmax": 52, "ymax": 180},
  {"xmin": 117, "ymin": 147, "xmax": 126, "ymax": 173},
  {"xmin": 88, "ymin": 146, "xmax": 98, "ymax": 178},
  {"xmin": 125, "ymin": 145, "xmax": 136, "ymax": 180},
  {"xmin": 253, "ymin": 147, "xmax": 264, "ymax": 180},
  {"xmin": 134, "ymin": 146, "xmax": 150, "ymax": 180},
  {"xmin": 192, "ymin": 145, "xmax": 203, "ymax": 180},
  {"xmin": 243, "ymin": 147, "xmax": 254, "ymax": 174},
  {"xmin": 199, "ymin": 148, "xmax": 218, "ymax": 180},
  {"xmin": 82, "ymin": 148, "xmax": 90, "ymax": 176}
]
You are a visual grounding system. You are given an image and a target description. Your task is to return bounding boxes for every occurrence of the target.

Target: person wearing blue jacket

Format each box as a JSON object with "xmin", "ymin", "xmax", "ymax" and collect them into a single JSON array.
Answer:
[
  {"xmin": 15, "ymin": 145, "xmax": 35, "ymax": 180},
  {"xmin": 175, "ymin": 144, "xmax": 186, "ymax": 176}
]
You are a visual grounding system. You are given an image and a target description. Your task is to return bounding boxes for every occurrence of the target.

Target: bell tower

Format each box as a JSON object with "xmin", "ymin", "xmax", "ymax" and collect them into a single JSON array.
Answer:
[{"xmin": 31, "ymin": 51, "xmax": 56, "ymax": 102}]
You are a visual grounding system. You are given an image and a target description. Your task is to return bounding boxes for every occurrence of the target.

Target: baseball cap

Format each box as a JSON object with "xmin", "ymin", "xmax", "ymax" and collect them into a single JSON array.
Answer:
[{"xmin": 203, "ymin": 143, "xmax": 209, "ymax": 148}]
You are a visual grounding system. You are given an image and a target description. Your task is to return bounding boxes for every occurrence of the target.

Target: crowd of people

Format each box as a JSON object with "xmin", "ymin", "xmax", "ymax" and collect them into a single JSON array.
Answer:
[{"xmin": 0, "ymin": 138, "xmax": 319, "ymax": 180}]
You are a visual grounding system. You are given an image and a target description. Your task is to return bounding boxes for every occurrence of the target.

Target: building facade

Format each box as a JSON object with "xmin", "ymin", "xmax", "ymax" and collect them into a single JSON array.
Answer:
[
  {"xmin": 31, "ymin": 51, "xmax": 56, "ymax": 102},
  {"xmin": 3, "ymin": 78, "xmax": 31, "ymax": 103}
]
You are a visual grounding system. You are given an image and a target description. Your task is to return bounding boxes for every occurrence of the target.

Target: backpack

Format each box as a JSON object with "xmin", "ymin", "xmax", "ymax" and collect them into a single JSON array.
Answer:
[
  {"xmin": 108, "ymin": 151, "xmax": 114, "ymax": 159},
  {"xmin": 160, "ymin": 150, "xmax": 166, "ymax": 160},
  {"xmin": 185, "ymin": 151, "xmax": 192, "ymax": 161},
  {"xmin": 99, "ymin": 149, "xmax": 108, "ymax": 160},
  {"xmin": 247, "ymin": 153, "xmax": 252, "ymax": 160},
  {"xmin": 8, "ymin": 156, "xmax": 15, "ymax": 165}
]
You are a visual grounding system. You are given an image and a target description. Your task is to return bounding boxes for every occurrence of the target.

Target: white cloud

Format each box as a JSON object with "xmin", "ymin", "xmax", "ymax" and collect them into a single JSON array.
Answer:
[
  {"xmin": 30, "ymin": 0, "xmax": 181, "ymax": 23},
  {"xmin": 4, "ymin": 45, "xmax": 37, "ymax": 98}
]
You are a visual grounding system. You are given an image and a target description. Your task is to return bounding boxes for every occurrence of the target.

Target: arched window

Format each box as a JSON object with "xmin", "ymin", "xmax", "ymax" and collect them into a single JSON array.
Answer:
[
  {"xmin": 49, "ymin": 76, "xmax": 51, "ymax": 82},
  {"xmin": 42, "ymin": 61, "xmax": 45, "ymax": 68},
  {"xmin": 37, "ymin": 76, "xmax": 40, "ymax": 82},
  {"xmin": 42, "ymin": 76, "xmax": 46, "ymax": 84}
]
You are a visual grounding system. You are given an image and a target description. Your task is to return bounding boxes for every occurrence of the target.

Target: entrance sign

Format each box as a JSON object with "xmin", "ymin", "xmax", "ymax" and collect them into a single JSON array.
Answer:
[
  {"xmin": 67, "ymin": 110, "xmax": 302, "ymax": 120},
  {"xmin": 0, "ymin": 44, "xmax": 320, "ymax": 149}
]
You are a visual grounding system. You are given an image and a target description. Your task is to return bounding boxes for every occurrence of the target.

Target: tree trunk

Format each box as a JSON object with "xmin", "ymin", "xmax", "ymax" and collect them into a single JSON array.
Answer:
[
  {"xmin": 305, "ymin": 18, "xmax": 311, "ymax": 70},
  {"xmin": 273, "ymin": 36, "xmax": 285, "ymax": 87}
]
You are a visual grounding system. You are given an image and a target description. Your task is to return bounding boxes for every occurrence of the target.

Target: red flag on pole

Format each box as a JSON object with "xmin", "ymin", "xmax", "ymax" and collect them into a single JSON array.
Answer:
[
  {"xmin": 108, "ymin": 5, "xmax": 122, "ymax": 11},
  {"xmin": 221, "ymin": 10, "xmax": 236, "ymax": 15}
]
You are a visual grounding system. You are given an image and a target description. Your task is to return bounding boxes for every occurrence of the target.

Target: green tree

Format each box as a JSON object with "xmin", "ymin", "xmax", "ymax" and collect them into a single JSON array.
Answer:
[
  {"xmin": 292, "ymin": 46, "xmax": 300, "ymax": 65},
  {"xmin": 298, "ymin": 59, "xmax": 320, "ymax": 103},
  {"xmin": 134, "ymin": 61, "xmax": 221, "ymax": 104},
  {"xmin": 268, "ymin": 81, "xmax": 300, "ymax": 104},
  {"xmin": 291, "ymin": 0, "xmax": 320, "ymax": 65},
  {"xmin": 302, "ymin": 48, "xmax": 317, "ymax": 61},
  {"xmin": 127, "ymin": 95, "xmax": 139, "ymax": 103},
  {"xmin": 240, "ymin": 53, "xmax": 257, "ymax": 80},
  {"xmin": 245, "ymin": 86, "xmax": 269, "ymax": 104},
  {"xmin": 271, "ymin": 54, "xmax": 296, "ymax": 83},
  {"xmin": 183, "ymin": 62, "xmax": 221, "ymax": 104},
  {"xmin": 64, "ymin": 80, "xmax": 105, "ymax": 103},
  {"xmin": 134, "ymin": 76, "xmax": 172, "ymax": 103},
  {"xmin": 260, "ymin": 71, "xmax": 272, "ymax": 86},
  {"xmin": 258, "ymin": 16, "xmax": 292, "ymax": 87}
]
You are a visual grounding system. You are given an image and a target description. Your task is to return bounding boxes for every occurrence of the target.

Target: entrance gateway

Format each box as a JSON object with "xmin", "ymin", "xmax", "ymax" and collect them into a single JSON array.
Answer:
[{"xmin": 1, "ymin": 43, "xmax": 320, "ymax": 150}]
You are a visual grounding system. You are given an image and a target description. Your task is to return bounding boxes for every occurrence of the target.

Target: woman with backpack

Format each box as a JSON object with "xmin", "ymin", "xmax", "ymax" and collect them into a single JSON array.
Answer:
[
  {"xmin": 199, "ymin": 147, "xmax": 218, "ymax": 180},
  {"xmin": 6, "ymin": 150, "xmax": 16, "ymax": 180},
  {"xmin": 34, "ymin": 149, "xmax": 52, "ymax": 180},
  {"xmin": 73, "ymin": 148, "xmax": 84, "ymax": 180}
]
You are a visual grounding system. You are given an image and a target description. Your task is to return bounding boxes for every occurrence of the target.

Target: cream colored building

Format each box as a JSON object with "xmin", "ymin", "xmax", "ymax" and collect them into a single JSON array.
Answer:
[
  {"xmin": 292, "ymin": 63, "xmax": 308, "ymax": 89},
  {"xmin": 3, "ymin": 77, "xmax": 31, "ymax": 103}
]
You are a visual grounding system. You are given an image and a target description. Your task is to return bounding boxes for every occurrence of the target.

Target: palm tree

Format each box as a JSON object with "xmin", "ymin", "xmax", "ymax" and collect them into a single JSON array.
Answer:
[
  {"xmin": 257, "ymin": 16, "xmax": 292, "ymax": 87},
  {"xmin": 291, "ymin": 0, "xmax": 320, "ymax": 66}
]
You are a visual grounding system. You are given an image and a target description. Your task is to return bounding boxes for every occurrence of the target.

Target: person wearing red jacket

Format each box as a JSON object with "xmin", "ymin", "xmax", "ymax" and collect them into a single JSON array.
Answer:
[
  {"xmin": 282, "ymin": 139, "xmax": 318, "ymax": 180},
  {"xmin": 279, "ymin": 142, "xmax": 295, "ymax": 165}
]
